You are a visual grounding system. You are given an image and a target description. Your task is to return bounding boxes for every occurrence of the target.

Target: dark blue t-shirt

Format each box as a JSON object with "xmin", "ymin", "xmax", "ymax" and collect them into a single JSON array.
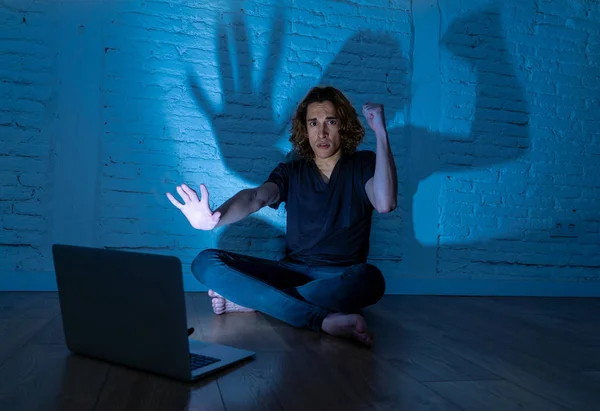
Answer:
[{"xmin": 266, "ymin": 150, "xmax": 376, "ymax": 266}]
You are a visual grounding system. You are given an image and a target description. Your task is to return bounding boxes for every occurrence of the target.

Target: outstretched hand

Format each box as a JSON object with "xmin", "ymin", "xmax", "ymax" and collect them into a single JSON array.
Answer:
[
  {"xmin": 362, "ymin": 103, "xmax": 386, "ymax": 135},
  {"xmin": 166, "ymin": 184, "xmax": 221, "ymax": 230}
]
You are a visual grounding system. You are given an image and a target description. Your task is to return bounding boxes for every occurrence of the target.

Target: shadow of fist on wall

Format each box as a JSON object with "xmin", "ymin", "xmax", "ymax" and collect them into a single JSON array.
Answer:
[{"xmin": 439, "ymin": 7, "xmax": 530, "ymax": 169}]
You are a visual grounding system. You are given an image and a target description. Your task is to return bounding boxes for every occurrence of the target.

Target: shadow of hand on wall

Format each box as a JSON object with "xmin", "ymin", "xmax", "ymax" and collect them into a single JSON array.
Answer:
[{"xmin": 187, "ymin": 5, "xmax": 288, "ymax": 185}]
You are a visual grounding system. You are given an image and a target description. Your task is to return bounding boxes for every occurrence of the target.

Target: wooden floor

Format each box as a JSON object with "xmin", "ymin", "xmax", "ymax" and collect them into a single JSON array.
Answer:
[{"xmin": 0, "ymin": 292, "xmax": 599, "ymax": 411}]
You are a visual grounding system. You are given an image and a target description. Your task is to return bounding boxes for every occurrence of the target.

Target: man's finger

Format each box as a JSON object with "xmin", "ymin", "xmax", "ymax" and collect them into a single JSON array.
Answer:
[
  {"xmin": 199, "ymin": 184, "xmax": 216, "ymax": 213},
  {"xmin": 181, "ymin": 184, "xmax": 200, "ymax": 202},
  {"xmin": 177, "ymin": 186, "xmax": 192, "ymax": 203},
  {"xmin": 166, "ymin": 192, "xmax": 183, "ymax": 209},
  {"xmin": 199, "ymin": 184, "xmax": 209, "ymax": 202}
]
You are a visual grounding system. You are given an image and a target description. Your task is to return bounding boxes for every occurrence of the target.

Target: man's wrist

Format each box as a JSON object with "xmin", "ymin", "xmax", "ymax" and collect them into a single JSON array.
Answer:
[{"xmin": 375, "ymin": 129, "xmax": 388, "ymax": 140}]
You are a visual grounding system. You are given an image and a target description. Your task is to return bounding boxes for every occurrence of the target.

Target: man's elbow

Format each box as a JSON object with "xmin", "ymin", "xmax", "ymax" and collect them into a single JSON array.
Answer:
[
  {"xmin": 248, "ymin": 189, "xmax": 265, "ymax": 213},
  {"xmin": 375, "ymin": 199, "xmax": 397, "ymax": 214},
  {"xmin": 250, "ymin": 185, "xmax": 276, "ymax": 212}
]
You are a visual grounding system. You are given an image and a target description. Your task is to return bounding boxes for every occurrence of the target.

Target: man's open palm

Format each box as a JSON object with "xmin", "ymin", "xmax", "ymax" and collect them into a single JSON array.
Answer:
[{"xmin": 166, "ymin": 184, "xmax": 221, "ymax": 231}]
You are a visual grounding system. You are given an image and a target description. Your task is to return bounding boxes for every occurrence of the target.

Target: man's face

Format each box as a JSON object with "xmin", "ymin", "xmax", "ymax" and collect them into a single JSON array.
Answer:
[{"xmin": 306, "ymin": 100, "xmax": 341, "ymax": 160}]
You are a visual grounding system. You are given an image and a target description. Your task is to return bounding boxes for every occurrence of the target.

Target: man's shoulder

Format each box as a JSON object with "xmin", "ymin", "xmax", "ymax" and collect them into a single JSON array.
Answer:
[
  {"xmin": 280, "ymin": 151, "xmax": 308, "ymax": 168},
  {"xmin": 355, "ymin": 149, "xmax": 376, "ymax": 157},
  {"xmin": 285, "ymin": 150, "xmax": 302, "ymax": 162},
  {"xmin": 350, "ymin": 150, "xmax": 376, "ymax": 164},
  {"xmin": 269, "ymin": 152, "xmax": 308, "ymax": 177}
]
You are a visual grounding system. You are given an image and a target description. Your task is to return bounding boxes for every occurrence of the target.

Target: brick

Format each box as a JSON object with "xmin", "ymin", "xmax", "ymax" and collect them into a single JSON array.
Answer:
[
  {"xmin": 568, "ymin": 108, "xmax": 600, "ymax": 122},
  {"xmin": 0, "ymin": 185, "xmax": 36, "ymax": 200},
  {"xmin": 529, "ymin": 185, "xmax": 582, "ymax": 199},
  {"xmin": 556, "ymin": 199, "xmax": 599, "ymax": 212},
  {"xmin": 307, "ymin": 0, "xmax": 359, "ymax": 16},
  {"xmin": 532, "ymin": 94, "xmax": 563, "ymax": 109},
  {"xmin": 291, "ymin": 20, "xmax": 355, "ymax": 38},
  {"xmin": 532, "ymin": 115, "xmax": 578, "ymax": 132},
  {"xmin": 535, "ymin": 24, "xmax": 590, "ymax": 42},
  {"xmin": 1, "ymin": 214, "xmax": 45, "ymax": 230},
  {"xmin": 475, "ymin": 205, "xmax": 529, "ymax": 218},
  {"xmin": 444, "ymin": 213, "xmax": 498, "ymax": 229},
  {"xmin": 441, "ymin": 203, "xmax": 474, "ymax": 215},
  {"xmin": 537, "ymin": 142, "xmax": 586, "ymax": 157},
  {"xmin": 562, "ymin": 96, "xmax": 589, "ymax": 111},
  {"xmin": 16, "ymin": 172, "xmax": 47, "ymax": 187},
  {"xmin": 102, "ymin": 164, "xmax": 182, "ymax": 186},
  {"xmin": 0, "ymin": 171, "xmax": 18, "ymax": 186},
  {"xmin": 481, "ymin": 194, "xmax": 502, "ymax": 205},
  {"xmin": 499, "ymin": 169, "xmax": 529, "ymax": 184},
  {"xmin": 441, "ymin": 192, "xmax": 482, "ymax": 204},
  {"xmin": 1, "ymin": 141, "xmax": 48, "ymax": 158},
  {"xmin": 503, "ymin": 194, "xmax": 553, "ymax": 209},
  {"xmin": 537, "ymin": 48, "xmax": 590, "ymax": 66},
  {"xmin": 559, "ymin": 85, "xmax": 598, "ymax": 100},
  {"xmin": 532, "ymin": 71, "xmax": 582, "ymax": 87},
  {"xmin": 286, "ymin": 34, "xmax": 329, "ymax": 54},
  {"xmin": 439, "ymin": 223, "xmax": 469, "ymax": 237},
  {"xmin": 552, "ymin": 174, "xmax": 593, "ymax": 186},
  {"xmin": 12, "ymin": 201, "xmax": 45, "ymax": 216},
  {"xmin": 531, "ymin": 163, "xmax": 583, "ymax": 176},
  {"xmin": 442, "ymin": 177, "xmax": 473, "ymax": 192},
  {"xmin": 581, "ymin": 188, "xmax": 600, "ymax": 199}
]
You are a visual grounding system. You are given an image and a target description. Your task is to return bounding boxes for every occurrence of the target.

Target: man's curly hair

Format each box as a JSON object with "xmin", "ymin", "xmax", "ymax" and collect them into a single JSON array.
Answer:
[{"xmin": 289, "ymin": 86, "xmax": 365, "ymax": 160}]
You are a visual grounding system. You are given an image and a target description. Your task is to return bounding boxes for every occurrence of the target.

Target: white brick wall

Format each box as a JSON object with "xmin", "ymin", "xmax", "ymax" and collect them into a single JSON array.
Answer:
[{"xmin": 1, "ymin": 0, "xmax": 599, "ymax": 293}]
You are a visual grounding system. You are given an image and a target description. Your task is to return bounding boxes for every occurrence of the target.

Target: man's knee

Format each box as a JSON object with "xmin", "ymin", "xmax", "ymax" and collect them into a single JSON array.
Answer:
[
  {"xmin": 191, "ymin": 248, "xmax": 220, "ymax": 284},
  {"xmin": 354, "ymin": 263, "xmax": 386, "ymax": 301}
]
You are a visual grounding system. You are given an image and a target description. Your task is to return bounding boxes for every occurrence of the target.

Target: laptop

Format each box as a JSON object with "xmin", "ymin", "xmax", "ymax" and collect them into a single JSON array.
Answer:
[{"xmin": 51, "ymin": 243, "xmax": 255, "ymax": 381}]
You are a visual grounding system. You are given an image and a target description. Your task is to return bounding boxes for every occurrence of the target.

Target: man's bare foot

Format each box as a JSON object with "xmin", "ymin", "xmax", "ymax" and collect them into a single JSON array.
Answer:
[
  {"xmin": 321, "ymin": 313, "xmax": 374, "ymax": 347},
  {"xmin": 208, "ymin": 290, "xmax": 255, "ymax": 315}
]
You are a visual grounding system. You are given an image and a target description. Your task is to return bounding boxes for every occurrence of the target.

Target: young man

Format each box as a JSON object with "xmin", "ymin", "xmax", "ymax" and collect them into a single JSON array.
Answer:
[{"xmin": 166, "ymin": 86, "xmax": 397, "ymax": 346}]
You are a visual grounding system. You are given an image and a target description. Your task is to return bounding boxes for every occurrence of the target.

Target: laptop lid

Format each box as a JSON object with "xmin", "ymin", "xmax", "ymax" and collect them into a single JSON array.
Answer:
[{"xmin": 52, "ymin": 244, "xmax": 193, "ymax": 381}]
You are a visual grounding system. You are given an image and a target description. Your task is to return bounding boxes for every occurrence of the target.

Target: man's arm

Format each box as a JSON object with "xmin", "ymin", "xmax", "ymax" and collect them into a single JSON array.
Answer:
[
  {"xmin": 365, "ymin": 130, "xmax": 397, "ymax": 213},
  {"xmin": 363, "ymin": 104, "xmax": 398, "ymax": 214},
  {"xmin": 214, "ymin": 182, "xmax": 279, "ymax": 228}
]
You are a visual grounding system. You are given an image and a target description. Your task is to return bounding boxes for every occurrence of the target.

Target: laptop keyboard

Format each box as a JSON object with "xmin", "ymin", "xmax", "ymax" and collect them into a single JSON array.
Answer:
[{"xmin": 189, "ymin": 353, "xmax": 221, "ymax": 370}]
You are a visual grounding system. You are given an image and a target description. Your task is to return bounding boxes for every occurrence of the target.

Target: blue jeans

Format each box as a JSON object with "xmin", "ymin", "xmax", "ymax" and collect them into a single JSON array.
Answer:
[{"xmin": 191, "ymin": 249, "xmax": 386, "ymax": 331}]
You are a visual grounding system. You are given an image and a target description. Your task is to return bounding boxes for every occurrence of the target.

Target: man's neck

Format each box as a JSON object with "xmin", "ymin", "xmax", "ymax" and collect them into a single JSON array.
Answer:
[
  {"xmin": 314, "ymin": 151, "xmax": 342, "ymax": 173},
  {"xmin": 313, "ymin": 151, "xmax": 341, "ymax": 182}
]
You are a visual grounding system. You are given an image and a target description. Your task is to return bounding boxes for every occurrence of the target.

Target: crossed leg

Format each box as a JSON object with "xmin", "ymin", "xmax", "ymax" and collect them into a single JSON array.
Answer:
[{"xmin": 191, "ymin": 249, "xmax": 385, "ymax": 346}]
